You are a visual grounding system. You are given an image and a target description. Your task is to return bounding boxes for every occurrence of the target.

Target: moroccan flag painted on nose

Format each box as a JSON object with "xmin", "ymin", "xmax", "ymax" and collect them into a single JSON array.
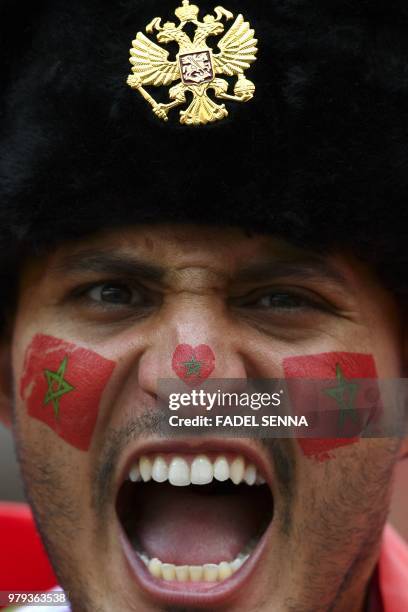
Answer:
[
  {"xmin": 20, "ymin": 334, "xmax": 115, "ymax": 451},
  {"xmin": 283, "ymin": 352, "xmax": 379, "ymax": 461},
  {"xmin": 172, "ymin": 344, "xmax": 215, "ymax": 386}
]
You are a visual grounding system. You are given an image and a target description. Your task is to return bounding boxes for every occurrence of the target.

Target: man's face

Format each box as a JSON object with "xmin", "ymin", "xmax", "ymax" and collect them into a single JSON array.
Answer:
[{"xmin": 7, "ymin": 225, "xmax": 405, "ymax": 611}]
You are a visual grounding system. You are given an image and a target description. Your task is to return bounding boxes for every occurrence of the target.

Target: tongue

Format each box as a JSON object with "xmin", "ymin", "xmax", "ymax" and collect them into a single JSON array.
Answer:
[{"xmin": 132, "ymin": 482, "xmax": 269, "ymax": 565}]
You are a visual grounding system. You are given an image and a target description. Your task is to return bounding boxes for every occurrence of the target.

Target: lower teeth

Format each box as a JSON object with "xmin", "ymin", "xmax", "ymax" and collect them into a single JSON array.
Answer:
[{"xmin": 138, "ymin": 542, "xmax": 254, "ymax": 583}]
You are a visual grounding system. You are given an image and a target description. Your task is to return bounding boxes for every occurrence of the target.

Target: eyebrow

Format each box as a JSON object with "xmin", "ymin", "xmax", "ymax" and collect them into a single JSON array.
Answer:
[
  {"xmin": 50, "ymin": 249, "xmax": 348, "ymax": 288},
  {"xmin": 50, "ymin": 250, "xmax": 166, "ymax": 283},
  {"xmin": 235, "ymin": 258, "xmax": 349, "ymax": 287}
]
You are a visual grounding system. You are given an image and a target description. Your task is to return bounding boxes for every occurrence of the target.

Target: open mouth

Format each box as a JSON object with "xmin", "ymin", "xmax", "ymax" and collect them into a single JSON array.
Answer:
[{"xmin": 116, "ymin": 444, "xmax": 274, "ymax": 606}]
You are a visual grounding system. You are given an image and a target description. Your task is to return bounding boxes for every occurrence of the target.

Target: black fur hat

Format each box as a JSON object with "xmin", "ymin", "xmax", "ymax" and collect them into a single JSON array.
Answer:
[{"xmin": 1, "ymin": 0, "xmax": 408, "ymax": 314}]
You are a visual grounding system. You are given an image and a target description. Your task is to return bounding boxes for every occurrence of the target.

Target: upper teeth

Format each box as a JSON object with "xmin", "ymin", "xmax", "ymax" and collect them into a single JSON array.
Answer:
[{"xmin": 128, "ymin": 454, "xmax": 266, "ymax": 486}]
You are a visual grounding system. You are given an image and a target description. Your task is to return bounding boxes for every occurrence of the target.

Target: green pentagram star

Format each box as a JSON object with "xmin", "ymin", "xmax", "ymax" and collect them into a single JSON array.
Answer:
[
  {"xmin": 183, "ymin": 356, "xmax": 202, "ymax": 376},
  {"xmin": 44, "ymin": 356, "xmax": 75, "ymax": 418},
  {"xmin": 324, "ymin": 364, "xmax": 359, "ymax": 430}
]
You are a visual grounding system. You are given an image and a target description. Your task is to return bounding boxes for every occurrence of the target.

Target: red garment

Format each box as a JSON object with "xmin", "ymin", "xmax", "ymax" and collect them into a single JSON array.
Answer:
[
  {"xmin": 0, "ymin": 503, "xmax": 57, "ymax": 593},
  {"xmin": 0, "ymin": 503, "xmax": 57, "ymax": 610},
  {"xmin": 377, "ymin": 524, "xmax": 408, "ymax": 612}
]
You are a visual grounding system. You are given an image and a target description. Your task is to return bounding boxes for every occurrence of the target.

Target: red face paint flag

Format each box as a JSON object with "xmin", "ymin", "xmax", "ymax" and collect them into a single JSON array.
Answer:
[
  {"xmin": 172, "ymin": 344, "xmax": 215, "ymax": 387},
  {"xmin": 20, "ymin": 334, "xmax": 116, "ymax": 451},
  {"xmin": 283, "ymin": 352, "xmax": 379, "ymax": 461}
]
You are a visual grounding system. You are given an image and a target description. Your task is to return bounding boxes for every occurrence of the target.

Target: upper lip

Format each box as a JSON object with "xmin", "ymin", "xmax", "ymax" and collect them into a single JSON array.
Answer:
[{"xmin": 115, "ymin": 437, "xmax": 274, "ymax": 494}]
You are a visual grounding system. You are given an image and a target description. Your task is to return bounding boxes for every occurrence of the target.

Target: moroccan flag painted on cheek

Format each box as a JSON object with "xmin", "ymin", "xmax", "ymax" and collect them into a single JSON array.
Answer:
[
  {"xmin": 20, "ymin": 334, "xmax": 116, "ymax": 451},
  {"xmin": 283, "ymin": 352, "xmax": 379, "ymax": 461}
]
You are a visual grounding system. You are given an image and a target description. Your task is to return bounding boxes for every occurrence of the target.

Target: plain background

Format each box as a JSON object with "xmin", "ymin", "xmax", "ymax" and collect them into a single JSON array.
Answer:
[{"xmin": 1, "ymin": 423, "xmax": 407, "ymax": 541}]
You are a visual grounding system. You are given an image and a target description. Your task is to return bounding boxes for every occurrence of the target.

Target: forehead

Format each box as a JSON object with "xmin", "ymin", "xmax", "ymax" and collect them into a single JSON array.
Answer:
[
  {"xmin": 19, "ymin": 223, "xmax": 382, "ymax": 299},
  {"xmin": 34, "ymin": 224, "xmax": 347, "ymax": 278},
  {"xmin": 52, "ymin": 225, "xmax": 299, "ymax": 266}
]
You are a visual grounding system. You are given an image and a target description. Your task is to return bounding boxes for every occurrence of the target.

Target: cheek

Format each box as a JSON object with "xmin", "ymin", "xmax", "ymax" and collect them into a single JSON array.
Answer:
[
  {"xmin": 283, "ymin": 352, "xmax": 378, "ymax": 462},
  {"xmin": 20, "ymin": 334, "xmax": 116, "ymax": 451}
]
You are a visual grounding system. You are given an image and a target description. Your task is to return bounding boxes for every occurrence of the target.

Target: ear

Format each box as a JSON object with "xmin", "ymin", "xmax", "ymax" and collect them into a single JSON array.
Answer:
[
  {"xmin": 398, "ymin": 431, "xmax": 408, "ymax": 461},
  {"xmin": 0, "ymin": 339, "xmax": 13, "ymax": 428},
  {"xmin": 399, "ymin": 432, "xmax": 408, "ymax": 460},
  {"xmin": 400, "ymin": 318, "xmax": 408, "ymax": 459}
]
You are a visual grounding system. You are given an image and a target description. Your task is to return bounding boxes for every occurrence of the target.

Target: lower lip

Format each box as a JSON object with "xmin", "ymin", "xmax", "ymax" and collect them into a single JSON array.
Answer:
[{"xmin": 118, "ymin": 523, "xmax": 270, "ymax": 608}]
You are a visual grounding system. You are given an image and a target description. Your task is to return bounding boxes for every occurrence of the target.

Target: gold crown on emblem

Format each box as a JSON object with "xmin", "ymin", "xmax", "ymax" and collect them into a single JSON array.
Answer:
[
  {"xmin": 126, "ymin": 2, "xmax": 258, "ymax": 126},
  {"xmin": 175, "ymin": 0, "xmax": 200, "ymax": 23}
]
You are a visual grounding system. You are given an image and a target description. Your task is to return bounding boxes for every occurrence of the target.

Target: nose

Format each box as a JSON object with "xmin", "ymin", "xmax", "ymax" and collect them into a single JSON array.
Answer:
[{"xmin": 137, "ymin": 298, "xmax": 248, "ymax": 400}]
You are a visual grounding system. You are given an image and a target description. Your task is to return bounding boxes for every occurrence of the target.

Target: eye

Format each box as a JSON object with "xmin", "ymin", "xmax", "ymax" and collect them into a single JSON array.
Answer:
[
  {"xmin": 232, "ymin": 288, "xmax": 329, "ymax": 313},
  {"xmin": 87, "ymin": 283, "xmax": 144, "ymax": 306},
  {"xmin": 253, "ymin": 292, "xmax": 311, "ymax": 310}
]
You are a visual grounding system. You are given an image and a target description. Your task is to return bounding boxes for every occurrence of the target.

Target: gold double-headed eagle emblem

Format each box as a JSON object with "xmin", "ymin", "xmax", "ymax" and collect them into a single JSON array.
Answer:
[{"xmin": 127, "ymin": 1, "xmax": 258, "ymax": 125}]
